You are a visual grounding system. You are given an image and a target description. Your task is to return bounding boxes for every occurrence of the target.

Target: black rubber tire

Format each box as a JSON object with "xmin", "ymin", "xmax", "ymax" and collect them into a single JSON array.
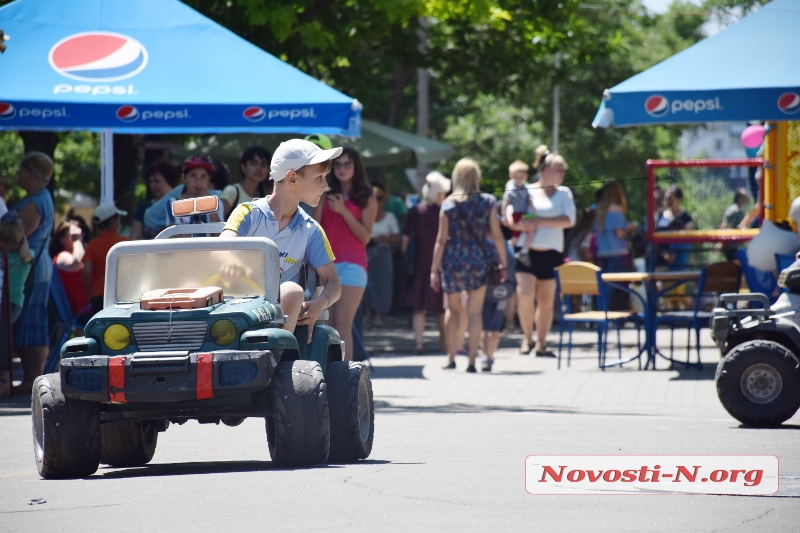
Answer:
[
  {"xmin": 327, "ymin": 361, "xmax": 374, "ymax": 463},
  {"xmin": 266, "ymin": 360, "xmax": 330, "ymax": 468},
  {"xmin": 31, "ymin": 373, "xmax": 100, "ymax": 479},
  {"xmin": 716, "ymin": 340, "xmax": 800, "ymax": 427},
  {"xmin": 100, "ymin": 420, "xmax": 158, "ymax": 467}
]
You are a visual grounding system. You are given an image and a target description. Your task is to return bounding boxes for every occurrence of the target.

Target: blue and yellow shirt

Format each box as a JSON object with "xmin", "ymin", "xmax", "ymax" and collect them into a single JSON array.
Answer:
[{"xmin": 225, "ymin": 197, "xmax": 334, "ymax": 284}]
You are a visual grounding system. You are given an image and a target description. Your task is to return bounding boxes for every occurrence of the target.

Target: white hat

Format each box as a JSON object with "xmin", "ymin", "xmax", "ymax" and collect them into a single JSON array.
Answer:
[
  {"xmin": 270, "ymin": 139, "xmax": 343, "ymax": 182},
  {"xmin": 93, "ymin": 203, "xmax": 127, "ymax": 223}
]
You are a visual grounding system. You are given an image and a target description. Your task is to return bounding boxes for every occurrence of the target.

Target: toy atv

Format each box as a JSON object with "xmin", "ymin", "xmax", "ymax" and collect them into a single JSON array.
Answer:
[
  {"xmin": 31, "ymin": 197, "xmax": 374, "ymax": 479},
  {"xmin": 711, "ymin": 260, "xmax": 800, "ymax": 427}
]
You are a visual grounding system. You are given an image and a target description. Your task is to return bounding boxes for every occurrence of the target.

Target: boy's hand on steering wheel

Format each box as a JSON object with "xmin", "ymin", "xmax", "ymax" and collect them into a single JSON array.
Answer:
[{"xmin": 219, "ymin": 262, "xmax": 252, "ymax": 283}]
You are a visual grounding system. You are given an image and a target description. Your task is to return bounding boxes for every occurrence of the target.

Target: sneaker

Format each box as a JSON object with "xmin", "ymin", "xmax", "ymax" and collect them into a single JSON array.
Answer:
[
  {"xmin": 443, "ymin": 361, "xmax": 456, "ymax": 370},
  {"xmin": 535, "ymin": 350, "xmax": 557, "ymax": 358},
  {"xmin": 480, "ymin": 358, "xmax": 493, "ymax": 372},
  {"xmin": 466, "ymin": 364, "xmax": 477, "ymax": 373},
  {"xmin": 515, "ymin": 250, "xmax": 532, "ymax": 268}
]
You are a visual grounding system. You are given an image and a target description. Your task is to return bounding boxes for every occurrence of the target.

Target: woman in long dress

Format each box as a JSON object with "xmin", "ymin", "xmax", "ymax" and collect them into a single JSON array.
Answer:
[{"xmin": 402, "ymin": 172, "xmax": 451, "ymax": 354}]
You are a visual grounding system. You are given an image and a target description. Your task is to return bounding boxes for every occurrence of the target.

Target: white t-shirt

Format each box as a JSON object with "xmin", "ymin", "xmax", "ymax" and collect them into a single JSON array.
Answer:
[
  {"xmin": 371, "ymin": 212, "xmax": 399, "ymax": 238},
  {"xmin": 513, "ymin": 186, "xmax": 576, "ymax": 253},
  {"xmin": 222, "ymin": 183, "xmax": 254, "ymax": 218}
]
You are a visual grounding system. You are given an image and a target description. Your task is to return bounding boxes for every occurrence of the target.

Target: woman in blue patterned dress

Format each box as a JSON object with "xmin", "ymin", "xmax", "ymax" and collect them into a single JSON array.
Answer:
[
  {"xmin": 10, "ymin": 152, "xmax": 55, "ymax": 394},
  {"xmin": 430, "ymin": 158, "xmax": 507, "ymax": 372}
]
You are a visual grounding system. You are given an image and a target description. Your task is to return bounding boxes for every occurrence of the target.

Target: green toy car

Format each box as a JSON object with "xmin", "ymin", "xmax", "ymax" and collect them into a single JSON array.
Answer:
[{"xmin": 31, "ymin": 201, "xmax": 374, "ymax": 479}]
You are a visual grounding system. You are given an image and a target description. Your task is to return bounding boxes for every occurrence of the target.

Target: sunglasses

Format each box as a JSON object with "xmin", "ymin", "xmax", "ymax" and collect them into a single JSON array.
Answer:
[{"xmin": 334, "ymin": 161, "xmax": 353, "ymax": 170}]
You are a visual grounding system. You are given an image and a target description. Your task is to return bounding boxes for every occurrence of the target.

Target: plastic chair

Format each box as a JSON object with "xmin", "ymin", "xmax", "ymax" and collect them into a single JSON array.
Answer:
[
  {"xmin": 735, "ymin": 248, "xmax": 777, "ymax": 306},
  {"xmin": 776, "ymin": 253, "xmax": 797, "ymax": 293},
  {"xmin": 775, "ymin": 252, "xmax": 796, "ymax": 275},
  {"xmin": 554, "ymin": 262, "xmax": 642, "ymax": 370},
  {"xmin": 44, "ymin": 264, "xmax": 91, "ymax": 374},
  {"xmin": 656, "ymin": 261, "xmax": 741, "ymax": 367}
]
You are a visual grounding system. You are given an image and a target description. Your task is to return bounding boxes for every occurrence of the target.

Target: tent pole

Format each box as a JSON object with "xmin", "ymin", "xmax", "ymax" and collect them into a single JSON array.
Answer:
[{"xmin": 100, "ymin": 129, "xmax": 114, "ymax": 204}]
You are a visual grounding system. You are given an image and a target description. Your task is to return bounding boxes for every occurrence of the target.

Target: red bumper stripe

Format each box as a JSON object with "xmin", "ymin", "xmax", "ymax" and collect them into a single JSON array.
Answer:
[
  {"xmin": 108, "ymin": 356, "xmax": 127, "ymax": 403},
  {"xmin": 196, "ymin": 353, "xmax": 214, "ymax": 400}
]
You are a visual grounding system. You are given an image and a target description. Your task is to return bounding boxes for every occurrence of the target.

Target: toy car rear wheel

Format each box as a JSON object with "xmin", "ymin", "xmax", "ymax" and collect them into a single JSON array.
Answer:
[
  {"xmin": 32, "ymin": 373, "xmax": 100, "ymax": 479},
  {"xmin": 327, "ymin": 361, "xmax": 374, "ymax": 463},
  {"xmin": 100, "ymin": 420, "xmax": 158, "ymax": 467},
  {"xmin": 266, "ymin": 360, "xmax": 330, "ymax": 467},
  {"xmin": 716, "ymin": 340, "xmax": 800, "ymax": 427}
]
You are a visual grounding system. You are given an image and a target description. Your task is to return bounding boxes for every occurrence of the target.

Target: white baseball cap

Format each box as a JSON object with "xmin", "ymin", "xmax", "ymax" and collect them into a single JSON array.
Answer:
[
  {"xmin": 93, "ymin": 203, "xmax": 127, "ymax": 223},
  {"xmin": 270, "ymin": 139, "xmax": 343, "ymax": 182}
]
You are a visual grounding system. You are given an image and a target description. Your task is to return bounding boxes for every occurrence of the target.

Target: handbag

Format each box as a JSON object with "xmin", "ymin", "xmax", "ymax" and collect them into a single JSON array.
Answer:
[{"xmin": 456, "ymin": 201, "xmax": 503, "ymax": 288}]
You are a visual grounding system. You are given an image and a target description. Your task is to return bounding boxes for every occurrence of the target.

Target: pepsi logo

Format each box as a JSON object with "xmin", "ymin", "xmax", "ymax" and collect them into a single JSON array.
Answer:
[
  {"xmin": 644, "ymin": 95, "xmax": 669, "ymax": 117},
  {"xmin": 116, "ymin": 105, "xmax": 139, "ymax": 122},
  {"xmin": 0, "ymin": 103, "xmax": 16, "ymax": 120},
  {"xmin": 49, "ymin": 32, "xmax": 148, "ymax": 82},
  {"xmin": 777, "ymin": 92, "xmax": 800, "ymax": 115},
  {"xmin": 243, "ymin": 106, "xmax": 266, "ymax": 122}
]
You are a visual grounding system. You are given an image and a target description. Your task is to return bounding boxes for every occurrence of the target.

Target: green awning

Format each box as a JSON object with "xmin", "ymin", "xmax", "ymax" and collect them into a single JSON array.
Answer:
[{"xmin": 172, "ymin": 120, "xmax": 453, "ymax": 170}]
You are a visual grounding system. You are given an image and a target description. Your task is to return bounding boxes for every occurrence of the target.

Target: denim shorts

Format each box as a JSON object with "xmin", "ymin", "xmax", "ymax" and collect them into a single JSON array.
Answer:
[{"xmin": 336, "ymin": 262, "xmax": 368, "ymax": 288}]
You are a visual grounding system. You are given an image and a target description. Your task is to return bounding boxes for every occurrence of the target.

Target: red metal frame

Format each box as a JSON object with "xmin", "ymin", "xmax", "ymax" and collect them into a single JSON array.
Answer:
[{"xmin": 646, "ymin": 158, "xmax": 764, "ymax": 244}]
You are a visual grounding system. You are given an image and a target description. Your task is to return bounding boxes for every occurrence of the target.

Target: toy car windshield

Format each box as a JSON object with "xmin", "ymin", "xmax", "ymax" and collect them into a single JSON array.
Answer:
[{"xmin": 104, "ymin": 237, "xmax": 280, "ymax": 307}]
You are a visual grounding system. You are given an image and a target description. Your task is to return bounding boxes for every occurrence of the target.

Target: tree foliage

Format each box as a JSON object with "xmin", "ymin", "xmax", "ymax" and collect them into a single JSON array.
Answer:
[{"xmin": 0, "ymin": 0, "xmax": 765, "ymax": 219}]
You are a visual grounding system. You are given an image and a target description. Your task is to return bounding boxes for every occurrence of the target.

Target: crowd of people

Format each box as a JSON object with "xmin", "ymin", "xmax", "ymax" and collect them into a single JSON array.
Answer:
[{"xmin": 7, "ymin": 135, "xmax": 773, "ymax": 393}]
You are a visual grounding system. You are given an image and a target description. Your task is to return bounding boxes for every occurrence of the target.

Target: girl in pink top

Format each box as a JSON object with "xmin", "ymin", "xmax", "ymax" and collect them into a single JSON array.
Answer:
[{"xmin": 313, "ymin": 147, "xmax": 377, "ymax": 361}]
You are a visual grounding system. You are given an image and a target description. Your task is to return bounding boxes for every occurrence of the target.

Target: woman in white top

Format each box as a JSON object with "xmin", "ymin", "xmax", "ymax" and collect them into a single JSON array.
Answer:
[
  {"xmin": 221, "ymin": 146, "xmax": 272, "ymax": 219},
  {"xmin": 508, "ymin": 154, "xmax": 576, "ymax": 357},
  {"xmin": 366, "ymin": 185, "xmax": 400, "ymax": 322}
]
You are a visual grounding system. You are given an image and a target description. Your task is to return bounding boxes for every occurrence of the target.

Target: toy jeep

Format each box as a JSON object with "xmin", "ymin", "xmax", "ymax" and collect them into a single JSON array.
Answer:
[
  {"xmin": 711, "ymin": 260, "xmax": 800, "ymax": 427},
  {"xmin": 31, "ymin": 197, "xmax": 374, "ymax": 479}
]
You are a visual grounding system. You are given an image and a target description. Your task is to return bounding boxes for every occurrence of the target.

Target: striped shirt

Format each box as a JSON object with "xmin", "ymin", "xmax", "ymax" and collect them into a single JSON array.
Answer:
[{"xmin": 224, "ymin": 197, "xmax": 334, "ymax": 284}]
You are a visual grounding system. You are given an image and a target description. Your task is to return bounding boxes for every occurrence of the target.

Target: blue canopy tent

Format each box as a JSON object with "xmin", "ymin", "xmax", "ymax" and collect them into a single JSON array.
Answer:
[
  {"xmin": 593, "ymin": 0, "xmax": 800, "ymax": 128},
  {"xmin": 0, "ymin": 0, "xmax": 361, "ymax": 200}
]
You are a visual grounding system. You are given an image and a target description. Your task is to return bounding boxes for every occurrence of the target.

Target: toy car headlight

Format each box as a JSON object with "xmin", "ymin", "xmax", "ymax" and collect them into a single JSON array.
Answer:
[
  {"xmin": 210, "ymin": 319, "xmax": 237, "ymax": 346},
  {"xmin": 104, "ymin": 324, "xmax": 130, "ymax": 351}
]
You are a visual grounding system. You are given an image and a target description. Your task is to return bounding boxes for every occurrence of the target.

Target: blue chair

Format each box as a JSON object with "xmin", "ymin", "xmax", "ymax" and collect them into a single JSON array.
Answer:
[
  {"xmin": 554, "ymin": 262, "xmax": 642, "ymax": 370},
  {"xmin": 776, "ymin": 253, "xmax": 797, "ymax": 294},
  {"xmin": 735, "ymin": 248, "xmax": 777, "ymax": 306},
  {"xmin": 776, "ymin": 253, "xmax": 796, "ymax": 274},
  {"xmin": 44, "ymin": 264, "xmax": 91, "ymax": 373},
  {"xmin": 656, "ymin": 261, "xmax": 741, "ymax": 367}
]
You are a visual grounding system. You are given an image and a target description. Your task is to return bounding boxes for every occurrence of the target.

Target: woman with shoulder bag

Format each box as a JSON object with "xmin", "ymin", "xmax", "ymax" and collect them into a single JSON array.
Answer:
[{"xmin": 430, "ymin": 158, "xmax": 507, "ymax": 373}]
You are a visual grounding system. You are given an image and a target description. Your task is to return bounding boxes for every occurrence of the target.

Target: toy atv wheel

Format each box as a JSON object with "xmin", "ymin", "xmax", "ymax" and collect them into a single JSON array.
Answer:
[
  {"xmin": 716, "ymin": 340, "xmax": 800, "ymax": 427},
  {"xmin": 327, "ymin": 361, "xmax": 374, "ymax": 463},
  {"xmin": 266, "ymin": 360, "xmax": 330, "ymax": 467},
  {"xmin": 31, "ymin": 373, "xmax": 100, "ymax": 479},
  {"xmin": 100, "ymin": 420, "xmax": 158, "ymax": 467}
]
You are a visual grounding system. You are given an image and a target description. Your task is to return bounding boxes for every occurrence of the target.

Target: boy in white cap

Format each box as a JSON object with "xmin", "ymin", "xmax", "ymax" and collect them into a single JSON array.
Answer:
[
  {"xmin": 221, "ymin": 139, "xmax": 343, "ymax": 340},
  {"xmin": 84, "ymin": 203, "xmax": 128, "ymax": 315}
]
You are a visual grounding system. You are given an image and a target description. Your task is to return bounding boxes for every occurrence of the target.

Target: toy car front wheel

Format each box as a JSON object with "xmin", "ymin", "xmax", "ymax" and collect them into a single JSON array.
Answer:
[
  {"xmin": 266, "ymin": 360, "xmax": 330, "ymax": 467},
  {"xmin": 716, "ymin": 340, "xmax": 800, "ymax": 427},
  {"xmin": 32, "ymin": 373, "xmax": 100, "ymax": 479},
  {"xmin": 327, "ymin": 361, "xmax": 374, "ymax": 463},
  {"xmin": 100, "ymin": 420, "xmax": 158, "ymax": 467}
]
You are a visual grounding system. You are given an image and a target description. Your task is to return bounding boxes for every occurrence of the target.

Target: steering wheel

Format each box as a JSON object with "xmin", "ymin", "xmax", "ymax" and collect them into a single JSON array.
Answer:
[{"xmin": 203, "ymin": 273, "xmax": 261, "ymax": 296}]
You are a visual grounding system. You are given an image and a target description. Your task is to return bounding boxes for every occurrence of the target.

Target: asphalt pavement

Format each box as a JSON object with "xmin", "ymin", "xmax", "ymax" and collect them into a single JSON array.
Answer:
[{"xmin": 1, "ymin": 319, "xmax": 799, "ymax": 532}]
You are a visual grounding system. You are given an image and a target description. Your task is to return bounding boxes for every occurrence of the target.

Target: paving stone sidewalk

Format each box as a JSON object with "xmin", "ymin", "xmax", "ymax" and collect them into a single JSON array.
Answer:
[{"xmin": 361, "ymin": 316, "xmax": 800, "ymax": 424}]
